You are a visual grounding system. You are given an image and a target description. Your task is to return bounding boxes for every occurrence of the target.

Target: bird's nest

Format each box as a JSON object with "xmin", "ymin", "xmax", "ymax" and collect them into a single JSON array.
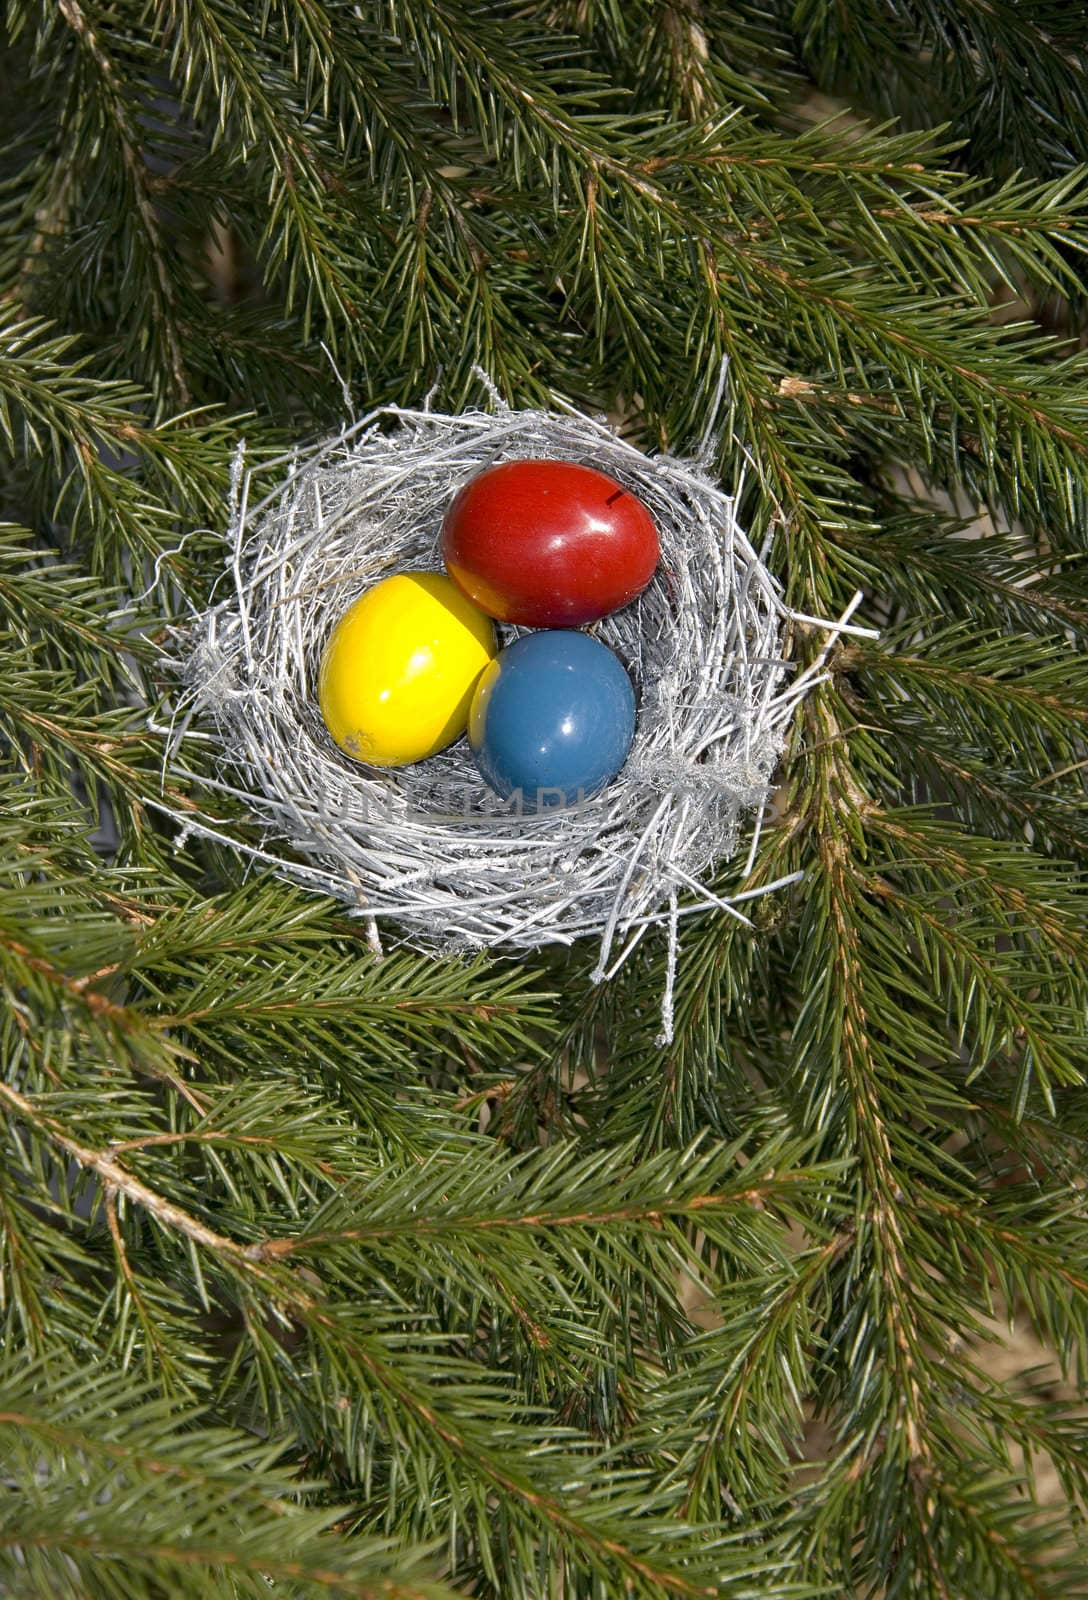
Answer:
[{"xmin": 160, "ymin": 391, "xmax": 863, "ymax": 1037}]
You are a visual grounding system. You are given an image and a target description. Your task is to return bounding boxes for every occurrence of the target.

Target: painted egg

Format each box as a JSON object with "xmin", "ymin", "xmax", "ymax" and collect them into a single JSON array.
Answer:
[
  {"xmin": 442, "ymin": 458, "xmax": 660, "ymax": 626},
  {"xmin": 468, "ymin": 630, "xmax": 636, "ymax": 809},
  {"xmin": 318, "ymin": 573, "xmax": 496, "ymax": 767}
]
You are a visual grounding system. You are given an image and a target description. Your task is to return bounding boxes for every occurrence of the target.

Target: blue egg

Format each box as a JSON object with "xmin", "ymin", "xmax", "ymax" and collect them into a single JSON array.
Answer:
[{"xmin": 469, "ymin": 631, "xmax": 636, "ymax": 809}]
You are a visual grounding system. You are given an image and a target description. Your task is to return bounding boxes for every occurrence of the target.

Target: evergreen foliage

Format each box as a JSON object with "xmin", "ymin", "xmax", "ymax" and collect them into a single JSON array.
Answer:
[{"xmin": 1, "ymin": 2, "xmax": 1088, "ymax": 1595}]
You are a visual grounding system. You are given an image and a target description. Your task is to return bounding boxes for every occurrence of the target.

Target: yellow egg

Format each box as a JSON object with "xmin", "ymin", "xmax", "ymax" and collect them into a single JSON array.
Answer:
[{"xmin": 318, "ymin": 573, "xmax": 496, "ymax": 767}]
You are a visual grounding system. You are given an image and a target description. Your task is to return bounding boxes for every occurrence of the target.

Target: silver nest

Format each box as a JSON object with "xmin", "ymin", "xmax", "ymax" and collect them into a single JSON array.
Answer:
[{"xmin": 160, "ymin": 391, "xmax": 868, "ymax": 1039}]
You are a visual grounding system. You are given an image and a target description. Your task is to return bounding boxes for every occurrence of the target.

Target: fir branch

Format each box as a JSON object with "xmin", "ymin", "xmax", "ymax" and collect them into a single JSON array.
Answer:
[
  {"xmin": 0, "ymin": 1075, "xmax": 823, "ymax": 1592},
  {"xmin": 2, "ymin": 3, "xmax": 1088, "ymax": 1592},
  {"xmin": 53, "ymin": 0, "xmax": 192, "ymax": 405},
  {"xmin": 0, "ymin": 315, "xmax": 237, "ymax": 581},
  {"xmin": 0, "ymin": 1360, "xmax": 457, "ymax": 1599}
]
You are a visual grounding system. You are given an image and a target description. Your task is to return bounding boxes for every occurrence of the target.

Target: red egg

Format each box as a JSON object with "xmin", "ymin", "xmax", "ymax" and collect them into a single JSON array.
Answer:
[{"xmin": 441, "ymin": 459, "xmax": 660, "ymax": 626}]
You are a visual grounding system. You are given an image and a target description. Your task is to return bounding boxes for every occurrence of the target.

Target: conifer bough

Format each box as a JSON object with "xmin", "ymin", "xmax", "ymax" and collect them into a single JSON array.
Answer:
[{"xmin": 1, "ymin": 3, "xmax": 1088, "ymax": 1598}]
